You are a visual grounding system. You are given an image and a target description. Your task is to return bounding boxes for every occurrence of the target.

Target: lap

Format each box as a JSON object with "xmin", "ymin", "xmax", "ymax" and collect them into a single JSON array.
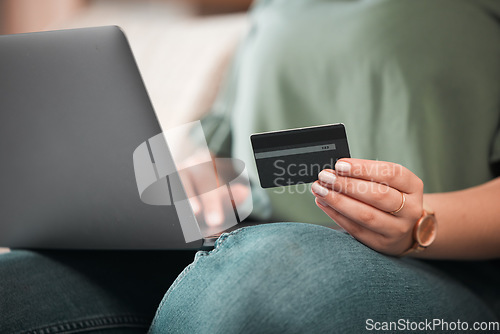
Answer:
[
  {"xmin": 150, "ymin": 223, "xmax": 498, "ymax": 333},
  {"xmin": 0, "ymin": 249, "xmax": 194, "ymax": 334}
]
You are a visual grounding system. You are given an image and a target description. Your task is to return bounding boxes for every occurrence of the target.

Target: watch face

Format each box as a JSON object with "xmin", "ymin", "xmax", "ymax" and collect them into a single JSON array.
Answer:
[{"xmin": 416, "ymin": 215, "xmax": 437, "ymax": 247}]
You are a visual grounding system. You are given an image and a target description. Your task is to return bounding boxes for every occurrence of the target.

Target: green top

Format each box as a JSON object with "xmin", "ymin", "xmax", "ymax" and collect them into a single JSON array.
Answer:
[{"xmin": 201, "ymin": 0, "xmax": 500, "ymax": 226}]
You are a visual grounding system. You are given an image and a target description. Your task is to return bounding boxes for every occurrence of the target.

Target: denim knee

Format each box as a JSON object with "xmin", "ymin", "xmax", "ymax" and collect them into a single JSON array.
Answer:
[{"xmin": 150, "ymin": 223, "xmax": 496, "ymax": 333}]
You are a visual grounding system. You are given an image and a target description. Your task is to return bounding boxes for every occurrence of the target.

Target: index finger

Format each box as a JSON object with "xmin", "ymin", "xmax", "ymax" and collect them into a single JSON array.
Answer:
[{"xmin": 334, "ymin": 158, "xmax": 423, "ymax": 194}]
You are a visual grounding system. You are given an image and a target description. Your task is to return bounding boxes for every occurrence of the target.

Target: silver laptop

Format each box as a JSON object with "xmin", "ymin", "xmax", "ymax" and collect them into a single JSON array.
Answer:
[{"xmin": 0, "ymin": 26, "xmax": 248, "ymax": 250}]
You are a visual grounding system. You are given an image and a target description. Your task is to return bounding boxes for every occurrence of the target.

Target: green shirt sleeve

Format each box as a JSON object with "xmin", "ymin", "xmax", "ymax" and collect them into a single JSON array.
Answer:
[
  {"xmin": 199, "ymin": 109, "xmax": 232, "ymax": 158},
  {"xmin": 490, "ymin": 121, "xmax": 500, "ymax": 176},
  {"xmin": 199, "ymin": 51, "xmax": 244, "ymax": 158}
]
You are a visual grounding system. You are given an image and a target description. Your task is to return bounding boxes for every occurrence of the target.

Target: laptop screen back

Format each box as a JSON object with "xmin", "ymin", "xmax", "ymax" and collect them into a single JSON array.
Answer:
[{"xmin": 0, "ymin": 26, "xmax": 202, "ymax": 249}]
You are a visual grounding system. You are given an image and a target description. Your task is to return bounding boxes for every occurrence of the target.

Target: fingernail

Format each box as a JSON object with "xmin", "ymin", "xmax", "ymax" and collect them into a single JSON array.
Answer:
[
  {"xmin": 316, "ymin": 198, "xmax": 329, "ymax": 207},
  {"xmin": 318, "ymin": 170, "xmax": 336, "ymax": 184},
  {"xmin": 311, "ymin": 182, "xmax": 329, "ymax": 197},
  {"xmin": 335, "ymin": 161, "xmax": 351, "ymax": 173},
  {"xmin": 206, "ymin": 212, "xmax": 223, "ymax": 226}
]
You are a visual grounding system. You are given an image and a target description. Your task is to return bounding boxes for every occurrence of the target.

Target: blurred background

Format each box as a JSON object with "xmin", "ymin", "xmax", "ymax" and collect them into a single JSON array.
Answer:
[
  {"xmin": 0, "ymin": 0, "xmax": 252, "ymax": 254},
  {"xmin": 0, "ymin": 0, "xmax": 251, "ymax": 127}
]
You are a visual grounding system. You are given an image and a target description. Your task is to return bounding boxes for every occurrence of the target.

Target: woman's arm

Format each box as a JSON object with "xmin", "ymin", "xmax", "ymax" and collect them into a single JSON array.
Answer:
[
  {"xmin": 311, "ymin": 158, "xmax": 500, "ymax": 260},
  {"xmin": 420, "ymin": 177, "xmax": 500, "ymax": 259}
]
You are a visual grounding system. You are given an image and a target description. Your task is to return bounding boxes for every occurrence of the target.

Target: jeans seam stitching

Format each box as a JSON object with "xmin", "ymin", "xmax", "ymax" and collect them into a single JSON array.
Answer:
[
  {"xmin": 15, "ymin": 314, "xmax": 150, "ymax": 334},
  {"xmin": 210, "ymin": 227, "xmax": 246, "ymax": 255}
]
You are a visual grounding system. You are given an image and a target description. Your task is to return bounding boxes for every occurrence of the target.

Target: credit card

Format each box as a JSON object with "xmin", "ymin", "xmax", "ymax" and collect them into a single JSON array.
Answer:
[{"xmin": 250, "ymin": 124, "xmax": 350, "ymax": 188}]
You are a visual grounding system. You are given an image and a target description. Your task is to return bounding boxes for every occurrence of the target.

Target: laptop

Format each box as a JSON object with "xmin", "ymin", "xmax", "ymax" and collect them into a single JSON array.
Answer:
[{"xmin": 0, "ymin": 26, "xmax": 248, "ymax": 250}]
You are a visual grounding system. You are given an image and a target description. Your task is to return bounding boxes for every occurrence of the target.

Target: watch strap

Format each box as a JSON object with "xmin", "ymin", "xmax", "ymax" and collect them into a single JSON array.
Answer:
[{"xmin": 399, "ymin": 205, "xmax": 435, "ymax": 257}]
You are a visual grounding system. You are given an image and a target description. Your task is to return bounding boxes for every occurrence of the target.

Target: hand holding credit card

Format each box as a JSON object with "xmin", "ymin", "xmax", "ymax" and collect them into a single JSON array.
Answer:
[{"xmin": 251, "ymin": 124, "xmax": 350, "ymax": 188}]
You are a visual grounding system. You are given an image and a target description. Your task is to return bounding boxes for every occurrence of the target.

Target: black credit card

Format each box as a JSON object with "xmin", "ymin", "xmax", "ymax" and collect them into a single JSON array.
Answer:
[{"xmin": 250, "ymin": 124, "xmax": 350, "ymax": 188}]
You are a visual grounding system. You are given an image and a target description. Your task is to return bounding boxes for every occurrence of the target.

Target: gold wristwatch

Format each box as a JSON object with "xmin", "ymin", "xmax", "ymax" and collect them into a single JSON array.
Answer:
[{"xmin": 400, "ymin": 204, "xmax": 437, "ymax": 257}]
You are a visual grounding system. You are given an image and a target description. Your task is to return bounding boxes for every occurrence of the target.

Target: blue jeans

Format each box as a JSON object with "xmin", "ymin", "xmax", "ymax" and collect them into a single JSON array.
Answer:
[
  {"xmin": 0, "ymin": 249, "xmax": 195, "ymax": 334},
  {"xmin": 148, "ymin": 223, "xmax": 499, "ymax": 333},
  {"xmin": 2, "ymin": 223, "xmax": 498, "ymax": 333}
]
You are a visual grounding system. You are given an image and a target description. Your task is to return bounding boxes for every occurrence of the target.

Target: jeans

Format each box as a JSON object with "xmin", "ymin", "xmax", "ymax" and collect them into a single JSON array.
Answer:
[
  {"xmin": 2, "ymin": 223, "xmax": 498, "ymax": 333},
  {"xmin": 0, "ymin": 249, "xmax": 195, "ymax": 334}
]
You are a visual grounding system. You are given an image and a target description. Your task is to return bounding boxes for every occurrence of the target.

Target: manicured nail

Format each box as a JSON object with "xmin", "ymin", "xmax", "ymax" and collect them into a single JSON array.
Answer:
[
  {"xmin": 318, "ymin": 170, "xmax": 336, "ymax": 184},
  {"xmin": 311, "ymin": 182, "xmax": 329, "ymax": 197},
  {"xmin": 335, "ymin": 161, "xmax": 351, "ymax": 173}
]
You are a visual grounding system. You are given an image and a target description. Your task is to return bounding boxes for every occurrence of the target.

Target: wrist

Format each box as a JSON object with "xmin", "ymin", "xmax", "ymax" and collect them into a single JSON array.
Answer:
[{"xmin": 399, "ymin": 204, "xmax": 438, "ymax": 257}]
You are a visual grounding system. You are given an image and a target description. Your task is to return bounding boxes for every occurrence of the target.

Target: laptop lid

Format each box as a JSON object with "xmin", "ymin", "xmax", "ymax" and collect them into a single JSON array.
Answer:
[{"xmin": 0, "ymin": 26, "xmax": 203, "ymax": 249}]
